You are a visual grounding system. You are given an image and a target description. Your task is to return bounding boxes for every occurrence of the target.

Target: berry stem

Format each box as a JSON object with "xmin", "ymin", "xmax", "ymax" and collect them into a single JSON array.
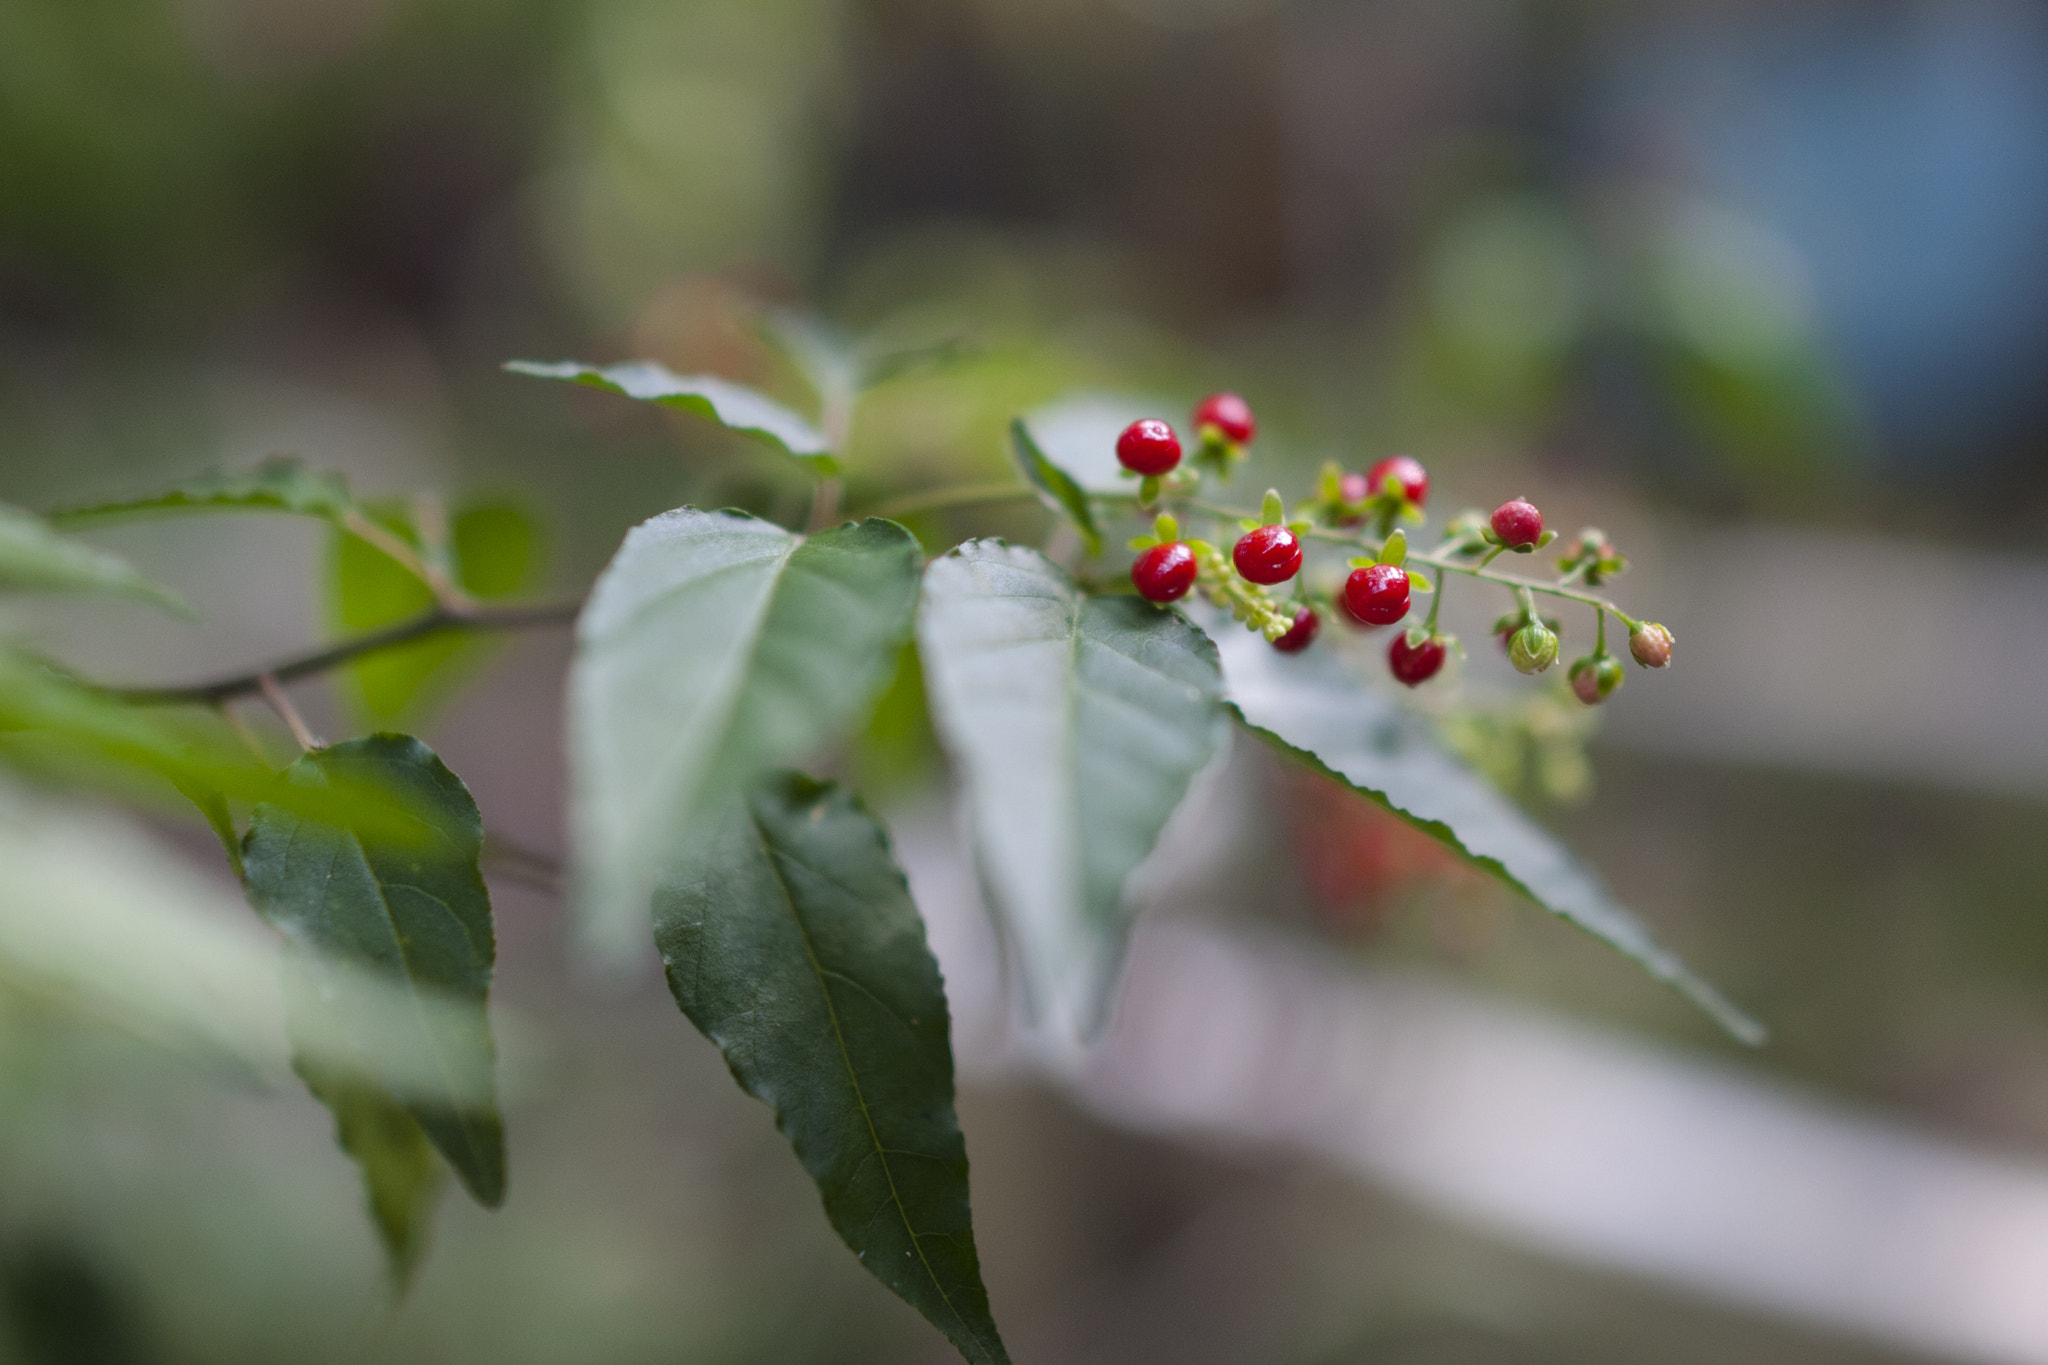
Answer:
[
  {"xmin": 1088, "ymin": 491, "xmax": 1649, "ymax": 625},
  {"xmin": 1594, "ymin": 605, "xmax": 1608, "ymax": 655}
]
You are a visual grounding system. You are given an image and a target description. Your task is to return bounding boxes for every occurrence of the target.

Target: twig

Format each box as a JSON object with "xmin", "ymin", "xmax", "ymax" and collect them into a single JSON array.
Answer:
[
  {"xmin": 257, "ymin": 673, "xmax": 321, "ymax": 751},
  {"xmin": 114, "ymin": 599, "xmax": 582, "ymax": 706}
]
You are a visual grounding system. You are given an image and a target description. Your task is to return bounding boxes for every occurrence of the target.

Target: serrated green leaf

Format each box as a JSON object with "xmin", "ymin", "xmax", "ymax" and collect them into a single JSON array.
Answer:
[
  {"xmin": 243, "ymin": 735, "xmax": 506, "ymax": 1208},
  {"xmin": 505, "ymin": 360, "xmax": 837, "ymax": 473},
  {"xmin": 1213, "ymin": 628, "xmax": 1763, "ymax": 1044},
  {"xmin": 1008, "ymin": 419, "xmax": 1102, "ymax": 556},
  {"xmin": 571, "ymin": 509, "xmax": 920, "ymax": 957},
  {"xmin": 0, "ymin": 503, "xmax": 187, "ymax": 612},
  {"xmin": 656, "ymin": 771, "xmax": 1008, "ymax": 1365},
  {"xmin": 326, "ymin": 501, "xmax": 541, "ymax": 725},
  {"xmin": 48, "ymin": 457, "xmax": 356, "ymax": 526},
  {"xmin": 918, "ymin": 542, "xmax": 1226, "ymax": 1042},
  {"xmin": 297, "ymin": 1063, "xmax": 445, "ymax": 1290}
]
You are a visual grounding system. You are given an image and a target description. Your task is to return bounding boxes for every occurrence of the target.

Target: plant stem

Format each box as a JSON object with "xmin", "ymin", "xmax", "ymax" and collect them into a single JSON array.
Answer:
[
  {"xmin": 862, "ymin": 483, "xmax": 1038, "ymax": 521},
  {"xmin": 257, "ymin": 673, "xmax": 321, "ymax": 751},
  {"xmin": 114, "ymin": 599, "xmax": 582, "ymax": 707},
  {"xmin": 1089, "ymin": 490, "xmax": 1643, "ymax": 619}
]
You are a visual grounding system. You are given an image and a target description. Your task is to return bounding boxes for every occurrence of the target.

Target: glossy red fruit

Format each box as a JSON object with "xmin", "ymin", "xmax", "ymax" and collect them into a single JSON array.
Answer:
[
  {"xmin": 1491, "ymin": 498, "xmax": 1544, "ymax": 548},
  {"xmin": 1131, "ymin": 541, "xmax": 1197, "ymax": 602},
  {"xmin": 1388, "ymin": 633, "xmax": 1446, "ymax": 686},
  {"xmin": 1343, "ymin": 563, "xmax": 1411, "ymax": 625},
  {"xmin": 1193, "ymin": 392, "xmax": 1256, "ymax": 445},
  {"xmin": 1117, "ymin": 418, "xmax": 1183, "ymax": 475},
  {"xmin": 1366, "ymin": 455, "xmax": 1430, "ymax": 507},
  {"xmin": 1272, "ymin": 607, "xmax": 1320, "ymax": 653},
  {"xmin": 1231, "ymin": 524, "xmax": 1302, "ymax": 584}
]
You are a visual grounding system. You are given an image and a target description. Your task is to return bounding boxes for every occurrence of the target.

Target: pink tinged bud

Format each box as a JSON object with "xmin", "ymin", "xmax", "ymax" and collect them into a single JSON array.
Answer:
[{"xmin": 1629, "ymin": 622, "xmax": 1674, "ymax": 668}]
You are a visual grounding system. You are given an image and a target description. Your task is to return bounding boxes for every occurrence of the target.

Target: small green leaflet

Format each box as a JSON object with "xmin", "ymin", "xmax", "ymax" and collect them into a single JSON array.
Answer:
[
  {"xmin": 918, "ymin": 542, "xmax": 1226, "ymax": 1043},
  {"xmin": 505, "ymin": 360, "xmax": 837, "ymax": 474},
  {"xmin": 326, "ymin": 501, "xmax": 540, "ymax": 725},
  {"xmin": 296, "ymin": 1063, "xmax": 445, "ymax": 1290},
  {"xmin": 656, "ymin": 772, "xmax": 1008, "ymax": 1365},
  {"xmin": 47, "ymin": 457, "xmax": 356, "ymax": 525},
  {"xmin": 570, "ymin": 509, "xmax": 920, "ymax": 958},
  {"xmin": 1008, "ymin": 419, "xmax": 1102, "ymax": 556},
  {"xmin": 0, "ymin": 502, "xmax": 187, "ymax": 612},
  {"xmin": 242, "ymin": 735, "xmax": 507, "ymax": 1238},
  {"xmin": 1213, "ymin": 627, "xmax": 1764, "ymax": 1044}
]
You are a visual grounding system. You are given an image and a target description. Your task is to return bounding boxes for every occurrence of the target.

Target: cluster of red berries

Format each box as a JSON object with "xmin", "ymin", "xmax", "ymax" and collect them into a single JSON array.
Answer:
[{"xmin": 1118, "ymin": 395, "xmax": 1670, "ymax": 702}]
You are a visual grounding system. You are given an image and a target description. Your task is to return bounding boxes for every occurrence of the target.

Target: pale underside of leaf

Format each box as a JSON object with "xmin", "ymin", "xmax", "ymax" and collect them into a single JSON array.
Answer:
[
  {"xmin": 654, "ymin": 771, "xmax": 1008, "ymax": 1365},
  {"xmin": 569, "ymin": 509, "xmax": 920, "ymax": 958},
  {"xmin": 242, "ymin": 734, "xmax": 507, "ymax": 1207},
  {"xmin": 297, "ymin": 1062, "xmax": 445, "ymax": 1291},
  {"xmin": 917, "ymin": 541, "xmax": 1226, "ymax": 1044},
  {"xmin": 504, "ymin": 360, "xmax": 836, "ymax": 471},
  {"xmin": 0, "ymin": 502, "xmax": 188, "ymax": 612},
  {"xmin": 1212, "ymin": 626, "xmax": 1764, "ymax": 1044}
]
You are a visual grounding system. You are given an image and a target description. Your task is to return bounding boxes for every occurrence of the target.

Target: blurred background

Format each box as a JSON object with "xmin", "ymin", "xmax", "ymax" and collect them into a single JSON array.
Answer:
[{"xmin": 5, "ymin": 0, "xmax": 2048, "ymax": 1361}]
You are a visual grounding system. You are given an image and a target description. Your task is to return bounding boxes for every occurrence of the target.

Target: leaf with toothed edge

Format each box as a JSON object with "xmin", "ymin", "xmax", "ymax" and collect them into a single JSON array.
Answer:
[
  {"xmin": 46, "ymin": 458, "xmax": 358, "ymax": 526},
  {"xmin": 242, "ymin": 734, "xmax": 507, "ymax": 1239},
  {"xmin": 918, "ymin": 540, "xmax": 1227, "ymax": 1046},
  {"xmin": 569, "ymin": 509, "xmax": 920, "ymax": 959},
  {"xmin": 0, "ymin": 502, "xmax": 188, "ymax": 612},
  {"xmin": 505, "ymin": 360, "xmax": 837, "ymax": 473},
  {"xmin": 655, "ymin": 771, "xmax": 1009, "ymax": 1365},
  {"xmin": 1212, "ymin": 624, "xmax": 1764, "ymax": 1044}
]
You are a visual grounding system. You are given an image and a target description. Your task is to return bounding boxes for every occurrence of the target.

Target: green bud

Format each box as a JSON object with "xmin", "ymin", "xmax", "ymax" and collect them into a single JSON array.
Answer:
[
  {"xmin": 1261, "ymin": 488, "xmax": 1286, "ymax": 525},
  {"xmin": 1568, "ymin": 654, "xmax": 1623, "ymax": 705},
  {"xmin": 1510, "ymin": 622, "xmax": 1559, "ymax": 675},
  {"xmin": 1378, "ymin": 528, "xmax": 1407, "ymax": 566},
  {"xmin": 1154, "ymin": 512, "xmax": 1180, "ymax": 542}
]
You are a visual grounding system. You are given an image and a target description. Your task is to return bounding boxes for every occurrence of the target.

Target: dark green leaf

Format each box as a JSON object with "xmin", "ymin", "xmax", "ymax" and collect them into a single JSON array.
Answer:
[
  {"xmin": 1214, "ymin": 627, "xmax": 1764, "ymax": 1044},
  {"xmin": 918, "ymin": 541, "xmax": 1226, "ymax": 1041},
  {"xmin": 326, "ymin": 501, "xmax": 541, "ymax": 725},
  {"xmin": 1008, "ymin": 419, "xmax": 1102, "ymax": 557},
  {"xmin": 46, "ymin": 457, "xmax": 356, "ymax": 525},
  {"xmin": 655, "ymin": 772, "xmax": 1008, "ymax": 1365},
  {"xmin": 505, "ymin": 360, "xmax": 837, "ymax": 473},
  {"xmin": 296, "ymin": 1063, "xmax": 445, "ymax": 1291},
  {"xmin": 0, "ymin": 503, "xmax": 187, "ymax": 612},
  {"xmin": 242, "ymin": 734, "xmax": 506, "ymax": 1207},
  {"xmin": 571, "ymin": 509, "xmax": 920, "ymax": 957}
]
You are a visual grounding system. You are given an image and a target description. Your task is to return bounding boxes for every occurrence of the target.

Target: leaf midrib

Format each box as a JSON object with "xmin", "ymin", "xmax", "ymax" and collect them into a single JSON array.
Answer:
[{"xmin": 748, "ymin": 811, "xmax": 995, "ymax": 1365}]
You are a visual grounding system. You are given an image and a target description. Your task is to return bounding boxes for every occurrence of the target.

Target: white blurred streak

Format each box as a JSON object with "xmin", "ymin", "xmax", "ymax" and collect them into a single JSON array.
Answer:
[
  {"xmin": 897, "ymin": 819, "xmax": 2048, "ymax": 1365},
  {"xmin": 0, "ymin": 781, "xmax": 520, "ymax": 1106}
]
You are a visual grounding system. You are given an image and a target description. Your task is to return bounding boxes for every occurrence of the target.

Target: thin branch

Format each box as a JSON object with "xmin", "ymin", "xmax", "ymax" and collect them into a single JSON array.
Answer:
[
  {"xmin": 862, "ymin": 482, "xmax": 1037, "ymax": 522},
  {"xmin": 257, "ymin": 673, "xmax": 321, "ymax": 751},
  {"xmin": 114, "ymin": 599, "xmax": 582, "ymax": 707}
]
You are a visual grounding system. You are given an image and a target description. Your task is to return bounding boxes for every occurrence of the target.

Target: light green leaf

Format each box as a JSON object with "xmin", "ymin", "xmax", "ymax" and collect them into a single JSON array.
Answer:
[
  {"xmin": 505, "ymin": 360, "xmax": 837, "ymax": 473},
  {"xmin": 1213, "ymin": 627, "xmax": 1764, "ymax": 1044},
  {"xmin": 297, "ymin": 1063, "xmax": 445, "ymax": 1291},
  {"xmin": 571, "ymin": 509, "xmax": 920, "ymax": 957},
  {"xmin": 656, "ymin": 772, "xmax": 1008, "ymax": 1365},
  {"xmin": 47, "ymin": 457, "xmax": 356, "ymax": 525},
  {"xmin": 917, "ymin": 541, "xmax": 1227, "ymax": 1042},
  {"xmin": 0, "ymin": 503, "xmax": 187, "ymax": 612},
  {"xmin": 1008, "ymin": 419, "xmax": 1102, "ymax": 557},
  {"xmin": 0, "ymin": 652, "xmax": 428, "ymax": 840},
  {"xmin": 243, "ymin": 734, "xmax": 506, "ymax": 1207},
  {"xmin": 326, "ymin": 501, "xmax": 541, "ymax": 725}
]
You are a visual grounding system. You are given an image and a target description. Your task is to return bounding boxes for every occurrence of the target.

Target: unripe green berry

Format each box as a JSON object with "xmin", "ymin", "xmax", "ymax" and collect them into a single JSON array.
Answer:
[
  {"xmin": 1510, "ymin": 622, "xmax": 1558, "ymax": 674},
  {"xmin": 1629, "ymin": 622, "xmax": 1674, "ymax": 668},
  {"xmin": 1569, "ymin": 653, "xmax": 1626, "ymax": 705}
]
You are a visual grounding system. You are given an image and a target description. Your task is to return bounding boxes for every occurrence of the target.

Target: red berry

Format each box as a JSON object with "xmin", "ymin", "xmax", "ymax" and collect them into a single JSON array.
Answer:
[
  {"xmin": 1272, "ymin": 607, "xmax": 1320, "ymax": 653},
  {"xmin": 1366, "ymin": 455, "xmax": 1430, "ymax": 507},
  {"xmin": 1117, "ymin": 418, "xmax": 1182, "ymax": 476},
  {"xmin": 1231, "ymin": 524, "xmax": 1302, "ymax": 584},
  {"xmin": 1491, "ymin": 498, "xmax": 1543, "ymax": 548},
  {"xmin": 1131, "ymin": 541, "xmax": 1197, "ymax": 602},
  {"xmin": 1342, "ymin": 563, "xmax": 1411, "ymax": 625},
  {"xmin": 1388, "ymin": 633, "xmax": 1446, "ymax": 686},
  {"xmin": 1193, "ymin": 392, "xmax": 1256, "ymax": 445}
]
